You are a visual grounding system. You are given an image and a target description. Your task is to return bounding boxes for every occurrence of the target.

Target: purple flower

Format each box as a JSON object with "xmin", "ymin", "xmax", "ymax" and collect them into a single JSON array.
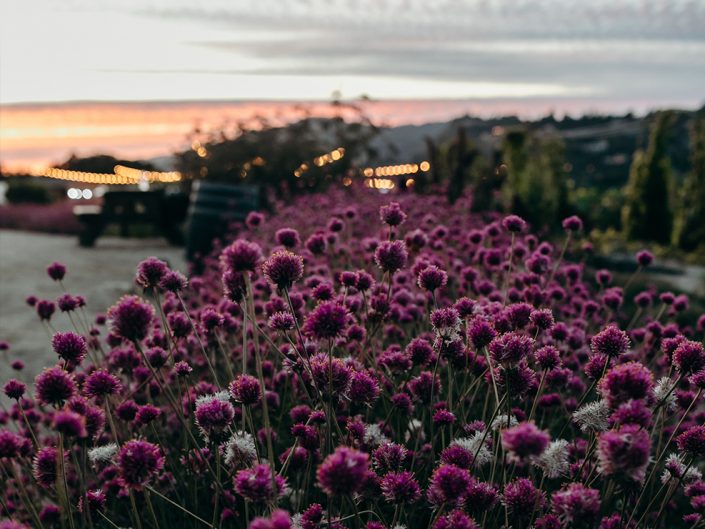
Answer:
[
  {"xmin": 159, "ymin": 270, "xmax": 187, "ymax": 293},
  {"xmin": 590, "ymin": 325, "xmax": 630, "ymax": 358},
  {"xmin": 427, "ymin": 464, "xmax": 472, "ymax": 506},
  {"xmin": 268, "ymin": 311, "xmax": 296, "ymax": 332},
  {"xmin": 262, "ymin": 250, "xmax": 304, "ymax": 290},
  {"xmin": 551, "ymin": 483, "xmax": 600, "ymax": 525},
  {"xmin": 379, "ymin": 202, "xmax": 407, "ymax": 226},
  {"xmin": 117, "ymin": 440, "xmax": 164, "ymax": 489},
  {"xmin": 249, "ymin": 509, "xmax": 292, "ymax": 529},
  {"xmin": 562, "ymin": 215, "xmax": 583, "ymax": 232},
  {"xmin": 468, "ymin": 318, "xmax": 496, "ymax": 349},
  {"xmin": 195, "ymin": 396, "xmax": 235, "ymax": 440},
  {"xmin": 229, "ymin": 374, "xmax": 262, "ymax": 405},
  {"xmin": 374, "ymin": 240, "xmax": 408, "ymax": 274},
  {"xmin": 36, "ymin": 299, "xmax": 56, "ymax": 321},
  {"xmin": 47, "ymin": 261, "xmax": 67, "ymax": 281},
  {"xmin": 234, "ymin": 463, "xmax": 286, "ymax": 503},
  {"xmin": 309, "ymin": 353, "xmax": 352, "ymax": 396},
  {"xmin": 534, "ymin": 346, "xmax": 560, "ymax": 370},
  {"xmin": 57, "ymin": 293, "xmax": 79, "ymax": 312},
  {"xmin": 434, "ymin": 510, "xmax": 480, "ymax": 529},
  {"xmin": 220, "ymin": 239, "xmax": 262, "ymax": 273},
  {"xmin": 84, "ymin": 369, "xmax": 121, "ymax": 398},
  {"xmin": 317, "ymin": 446, "xmax": 369, "ymax": 496},
  {"xmin": 597, "ymin": 424, "xmax": 651, "ymax": 482},
  {"xmin": 635, "ymin": 250, "xmax": 654, "ymax": 267},
  {"xmin": 502, "ymin": 215, "xmax": 527, "ymax": 233},
  {"xmin": 275, "ymin": 227, "xmax": 301, "ymax": 248},
  {"xmin": 35, "ymin": 366, "xmax": 76, "ymax": 406},
  {"xmin": 0, "ymin": 430, "xmax": 23, "ymax": 459},
  {"xmin": 222, "ymin": 269, "xmax": 246, "ymax": 303},
  {"xmin": 135, "ymin": 256, "xmax": 169, "ymax": 289},
  {"xmin": 502, "ymin": 422, "xmax": 550, "ymax": 460},
  {"xmin": 418, "ymin": 265, "xmax": 448, "ymax": 292},
  {"xmin": 677, "ymin": 425, "xmax": 705, "ymax": 458},
  {"xmin": 598, "ymin": 361, "xmax": 653, "ymax": 408},
  {"xmin": 348, "ymin": 370, "xmax": 380, "ymax": 405},
  {"xmin": 245, "ymin": 211, "xmax": 264, "ymax": 229},
  {"xmin": 33, "ymin": 447, "xmax": 60, "ymax": 487},
  {"xmin": 3, "ymin": 379, "xmax": 26, "ymax": 400},
  {"xmin": 373, "ymin": 443, "xmax": 409, "ymax": 473},
  {"xmin": 380, "ymin": 471, "xmax": 421, "ymax": 504},
  {"xmin": 51, "ymin": 331, "xmax": 87, "ymax": 365},
  {"xmin": 52, "ymin": 409, "xmax": 87, "ymax": 438},
  {"xmin": 673, "ymin": 340, "xmax": 705, "ymax": 375},
  {"xmin": 303, "ymin": 301, "xmax": 348, "ymax": 340},
  {"xmin": 108, "ymin": 295, "xmax": 154, "ymax": 342},
  {"xmin": 489, "ymin": 332, "xmax": 534, "ymax": 364},
  {"xmin": 305, "ymin": 232, "xmax": 327, "ymax": 255},
  {"xmin": 503, "ymin": 477, "xmax": 545, "ymax": 514}
]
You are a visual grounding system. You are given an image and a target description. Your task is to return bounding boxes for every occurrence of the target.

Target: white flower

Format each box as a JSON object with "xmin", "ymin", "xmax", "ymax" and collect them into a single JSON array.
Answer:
[
  {"xmin": 452, "ymin": 431, "xmax": 493, "ymax": 467},
  {"xmin": 572, "ymin": 400, "xmax": 610, "ymax": 433},
  {"xmin": 661, "ymin": 453, "xmax": 703, "ymax": 484},
  {"xmin": 654, "ymin": 377, "xmax": 677, "ymax": 411},
  {"xmin": 223, "ymin": 431, "xmax": 257, "ymax": 468},
  {"xmin": 405, "ymin": 419, "xmax": 425, "ymax": 443},
  {"xmin": 491, "ymin": 414, "xmax": 518, "ymax": 431},
  {"xmin": 535, "ymin": 439, "xmax": 570, "ymax": 478},
  {"xmin": 88, "ymin": 443, "xmax": 118, "ymax": 464},
  {"xmin": 364, "ymin": 424, "xmax": 390, "ymax": 447},
  {"xmin": 195, "ymin": 390, "xmax": 231, "ymax": 407}
]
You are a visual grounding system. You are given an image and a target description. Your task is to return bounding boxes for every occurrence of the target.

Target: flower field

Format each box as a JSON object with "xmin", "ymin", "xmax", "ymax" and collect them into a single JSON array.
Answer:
[{"xmin": 2, "ymin": 186, "xmax": 705, "ymax": 529}]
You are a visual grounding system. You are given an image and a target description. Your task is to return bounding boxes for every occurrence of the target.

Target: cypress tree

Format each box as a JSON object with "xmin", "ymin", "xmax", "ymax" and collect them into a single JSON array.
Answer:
[
  {"xmin": 622, "ymin": 112, "xmax": 674, "ymax": 244},
  {"xmin": 673, "ymin": 116, "xmax": 705, "ymax": 251}
]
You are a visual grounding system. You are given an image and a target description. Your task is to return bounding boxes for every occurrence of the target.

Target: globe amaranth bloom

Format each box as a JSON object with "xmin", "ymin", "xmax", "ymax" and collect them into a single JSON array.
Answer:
[
  {"xmin": 234, "ymin": 463, "xmax": 286, "ymax": 503},
  {"xmin": 317, "ymin": 446, "xmax": 369, "ymax": 496},
  {"xmin": 107, "ymin": 295, "xmax": 155, "ymax": 342},
  {"xmin": 561, "ymin": 215, "xmax": 583, "ymax": 232},
  {"xmin": 434, "ymin": 510, "xmax": 480, "ymax": 529},
  {"xmin": 117, "ymin": 439, "xmax": 165, "ymax": 489},
  {"xmin": 275, "ymin": 227, "xmax": 300, "ymax": 248},
  {"xmin": 379, "ymin": 201, "xmax": 407, "ymax": 227},
  {"xmin": 33, "ymin": 447, "xmax": 61, "ymax": 487},
  {"xmin": 52, "ymin": 409, "xmax": 87, "ymax": 438},
  {"xmin": 268, "ymin": 311, "xmax": 296, "ymax": 332},
  {"xmin": 672, "ymin": 340, "xmax": 705, "ymax": 375},
  {"xmin": 35, "ymin": 366, "xmax": 76, "ymax": 406},
  {"xmin": 551, "ymin": 483, "xmax": 601, "ymax": 525},
  {"xmin": 220, "ymin": 239, "xmax": 262, "ymax": 273},
  {"xmin": 195, "ymin": 397, "xmax": 235, "ymax": 441},
  {"xmin": 677, "ymin": 425, "xmax": 705, "ymax": 458},
  {"xmin": 597, "ymin": 424, "xmax": 650, "ymax": 482},
  {"xmin": 380, "ymin": 470, "xmax": 421, "ymax": 504},
  {"xmin": 47, "ymin": 261, "xmax": 67, "ymax": 281},
  {"xmin": 249, "ymin": 510, "xmax": 292, "ymax": 529},
  {"xmin": 501, "ymin": 421, "xmax": 550, "ymax": 460},
  {"xmin": 374, "ymin": 240, "xmax": 408, "ymax": 274},
  {"xmin": 135, "ymin": 256, "xmax": 169, "ymax": 289},
  {"xmin": 489, "ymin": 332, "xmax": 534, "ymax": 364},
  {"xmin": 84, "ymin": 369, "xmax": 122, "ymax": 398},
  {"xmin": 3, "ymin": 379, "xmax": 26, "ymax": 400},
  {"xmin": 598, "ymin": 361, "xmax": 653, "ymax": 408},
  {"xmin": 418, "ymin": 265, "xmax": 448, "ymax": 292},
  {"xmin": 427, "ymin": 463, "xmax": 472, "ymax": 506},
  {"xmin": 309, "ymin": 353, "xmax": 352, "ymax": 397},
  {"xmin": 502, "ymin": 215, "xmax": 527, "ymax": 233},
  {"xmin": 51, "ymin": 331, "xmax": 87, "ymax": 365},
  {"xmin": 503, "ymin": 477, "xmax": 545, "ymax": 514},
  {"xmin": 262, "ymin": 250, "xmax": 304, "ymax": 290},
  {"xmin": 303, "ymin": 301, "xmax": 348, "ymax": 340},
  {"xmin": 590, "ymin": 325, "xmax": 630, "ymax": 358},
  {"xmin": 635, "ymin": 250, "xmax": 654, "ymax": 267},
  {"xmin": 159, "ymin": 270, "xmax": 187, "ymax": 293},
  {"xmin": 229, "ymin": 374, "xmax": 262, "ymax": 405}
]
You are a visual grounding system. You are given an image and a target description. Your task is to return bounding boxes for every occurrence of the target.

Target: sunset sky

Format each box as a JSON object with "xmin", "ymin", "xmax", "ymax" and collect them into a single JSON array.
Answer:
[{"xmin": 1, "ymin": 0, "xmax": 704, "ymax": 169}]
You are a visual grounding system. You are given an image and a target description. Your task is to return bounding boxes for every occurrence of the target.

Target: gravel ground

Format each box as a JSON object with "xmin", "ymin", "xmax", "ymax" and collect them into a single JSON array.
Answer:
[{"xmin": 0, "ymin": 230, "xmax": 187, "ymax": 385}]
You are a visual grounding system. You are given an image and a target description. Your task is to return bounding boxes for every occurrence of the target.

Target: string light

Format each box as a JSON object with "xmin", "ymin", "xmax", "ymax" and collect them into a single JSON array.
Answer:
[
  {"xmin": 363, "ymin": 161, "xmax": 430, "ymax": 178},
  {"xmin": 32, "ymin": 166, "xmax": 182, "ymax": 185}
]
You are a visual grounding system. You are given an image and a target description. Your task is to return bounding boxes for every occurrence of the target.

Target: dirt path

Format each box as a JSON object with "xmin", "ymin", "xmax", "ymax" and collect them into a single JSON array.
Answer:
[{"xmin": 0, "ymin": 230, "xmax": 187, "ymax": 384}]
